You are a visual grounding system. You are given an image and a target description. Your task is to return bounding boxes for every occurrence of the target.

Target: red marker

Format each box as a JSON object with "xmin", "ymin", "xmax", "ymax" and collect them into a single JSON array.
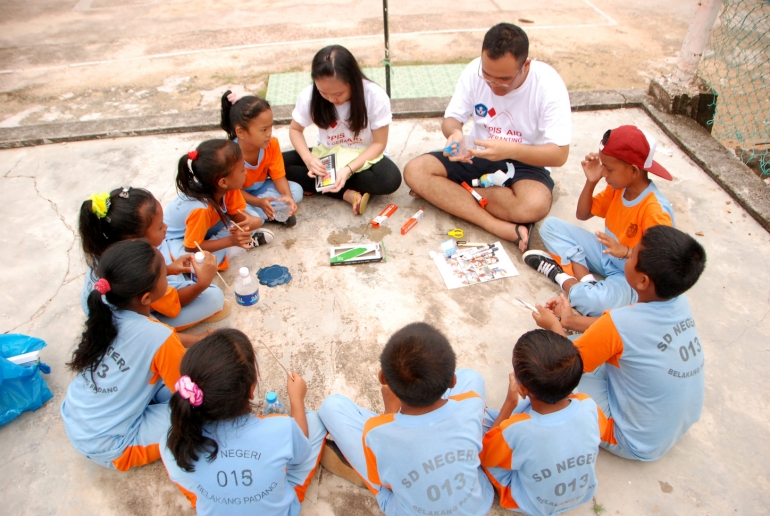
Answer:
[
  {"xmin": 461, "ymin": 182, "xmax": 488, "ymax": 209},
  {"xmin": 371, "ymin": 203, "xmax": 398, "ymax": 228},
  {"xmin": 401, "ymin": 209, "xmax": 424, "ymax": 235}
]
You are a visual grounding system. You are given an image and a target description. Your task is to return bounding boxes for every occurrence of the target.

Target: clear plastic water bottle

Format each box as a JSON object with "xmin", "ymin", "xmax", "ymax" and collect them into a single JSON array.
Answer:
[
  {"xmin": 264, "ymin": 391, "xmax": 286, "ymax": 415},
  {"xmin": 272, "ymin": 200, "xmax": 290, "ymax": 223},
  {"xmin": 189, "ymin": 251, "xmax": 205, "ymax": 283},
  {"xmin": 234, "ymin": 267, "xmax": 259, "ymax": 306}
]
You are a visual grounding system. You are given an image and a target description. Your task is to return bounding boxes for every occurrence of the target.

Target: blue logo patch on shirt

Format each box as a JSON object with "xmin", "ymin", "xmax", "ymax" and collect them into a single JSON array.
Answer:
[{"xmin": 474, "ymin": 103, "xmax": 488, "ymax": 117}]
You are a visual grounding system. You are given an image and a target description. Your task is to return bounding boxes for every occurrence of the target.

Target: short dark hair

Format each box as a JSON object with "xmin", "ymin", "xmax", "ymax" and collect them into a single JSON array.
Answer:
[
  {"xmin": 220, "ymin": 91, "xmax": 271, "ymax": 140},
  {"xmin": 310, "ymin": 45, "xmax": 369, "ymax": 137},
  {"xmin": 513, "ymin": 329, "xmax": 583, "ymax": 404},
  {"xmin": 482, "ymin": 23, "xmax": 529, "ymax": 62},
  {"xmin": 380, "ymin": 323, "xmax": 456, "ymax": 407},
  {"xmin": 167, "ymin": 329, "xmax": 258, "ymax": 472},
  {"xmin": 635, "ymin": 225, "xmax": 706, "ymax": 299}
]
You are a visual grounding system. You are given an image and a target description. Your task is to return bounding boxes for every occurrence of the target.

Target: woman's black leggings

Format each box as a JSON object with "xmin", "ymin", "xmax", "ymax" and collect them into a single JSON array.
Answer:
[{"xmin": 282, "ymin": 149, "xmax": 402, "ymax": 200}]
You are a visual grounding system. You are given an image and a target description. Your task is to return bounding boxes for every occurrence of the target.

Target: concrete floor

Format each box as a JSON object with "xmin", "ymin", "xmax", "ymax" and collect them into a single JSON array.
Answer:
[{"xmin": 1, "ymin": 108, "xmax": 769, "ymax": 515}]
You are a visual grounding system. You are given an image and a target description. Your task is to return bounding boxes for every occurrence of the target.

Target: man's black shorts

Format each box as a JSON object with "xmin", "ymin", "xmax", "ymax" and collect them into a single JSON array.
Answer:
[{"xmin": 426, "ymin": 151, "xmax": 555, "ymax": 192}]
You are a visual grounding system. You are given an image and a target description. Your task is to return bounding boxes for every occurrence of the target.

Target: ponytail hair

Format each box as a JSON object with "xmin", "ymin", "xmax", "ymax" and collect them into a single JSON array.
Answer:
[
  {"xmin": 310, "ymin": 45, "xmax": 369, "ymax": 137},
  {"xmin": 220, "ymin": 91, "xmax": 272, "ymax": 140},
  {"xmin": 176, "ymin": 139, "xmax": 242, "ymax": 226},
  {"xmin": 166, "ymin": 329, "xmax": 258, "ymax": 472},
  {"xmin": 67, "ymin": 239, "xmax": 164, "ymax": 380},
  {"xmin": 78, "ymin": 187, "xmax": 157, "ymax": 269}
]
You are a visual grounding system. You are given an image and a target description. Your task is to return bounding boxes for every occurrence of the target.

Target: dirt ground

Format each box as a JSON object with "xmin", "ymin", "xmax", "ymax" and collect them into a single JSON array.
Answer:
[{"xmin": 0, "ymin": 0, "xmax": 698, "ymax": 126}]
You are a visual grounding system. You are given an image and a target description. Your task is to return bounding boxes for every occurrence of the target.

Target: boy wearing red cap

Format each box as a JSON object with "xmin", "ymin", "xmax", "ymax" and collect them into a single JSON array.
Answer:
[{"xmin": 523, "ymin": 125, "xmax": 674, "ymax": 322}]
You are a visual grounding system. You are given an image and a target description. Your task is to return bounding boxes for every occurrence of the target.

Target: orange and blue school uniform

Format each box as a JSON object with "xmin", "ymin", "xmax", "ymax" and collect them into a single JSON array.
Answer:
[
  {"xmin": 480, "ymin": 395, "xmax": 609, "ymax": 515},
  {"xmin": 164, "ymin": 190, "xmax": 247, "ymax": 269},
  {"xmin": 574, "ymin": 295, "xmax": 704, "ymax": 460},
  {"xmin": 80, "ymin": 239, "xmax": 224, "ymax": 330},
  {"xmin": 538, "ymin": 180, "xmax": 674, "ymax": 316},
  {"xmin": 61, "ymin": 309, "xmax": 185, "ymax": 471},
  {"xmin": 160, "ymin": 411, "xmax": 326, "ymax": 516},
  {"xmin": 238, "ymin": 137, "xmax": 303, "ymax": 222},
  {"xmin": 318, "ymin": 369, "xmax": 495, "ymax": 516}
]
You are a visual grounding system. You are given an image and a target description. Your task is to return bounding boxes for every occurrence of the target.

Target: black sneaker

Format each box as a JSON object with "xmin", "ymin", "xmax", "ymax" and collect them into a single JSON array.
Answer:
[
  {"xmin": 282, "ymin": 215, "xmax": 297, "ymax": 227},
  {"xmin": 523, "ymin": 250, "xmax": 564, "ymax": 283},
  {"xmin": 249, "ymin": 228, "xmax": 275, "ymax": 248}
]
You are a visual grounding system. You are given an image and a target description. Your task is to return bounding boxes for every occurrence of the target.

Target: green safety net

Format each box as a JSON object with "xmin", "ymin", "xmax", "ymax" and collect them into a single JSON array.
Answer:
[{"xmin": 699, "ymin": 0, "xmax": 770, "ymax": 176}]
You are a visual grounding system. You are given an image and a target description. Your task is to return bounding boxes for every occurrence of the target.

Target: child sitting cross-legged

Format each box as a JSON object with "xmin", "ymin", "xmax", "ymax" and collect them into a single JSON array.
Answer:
[
  {"xmin": 533, "ymin": 225, "xmax": 707, "ymax": 461},
  {"xmin": 481, "ymin": 329, "xmax": 610, "ymax": 515},
  {"xmin": 524, "ymin": 125, "xmax": 674, "ymax": 324},
  {"xmin": 318, "ymin": 322, "xmax": 495, "ymax": 516}
]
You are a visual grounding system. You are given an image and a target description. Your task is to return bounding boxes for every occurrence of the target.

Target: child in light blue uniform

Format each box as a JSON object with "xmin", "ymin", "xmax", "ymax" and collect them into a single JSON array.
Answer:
[
  {"xmin": 62, "ymin": 240, "xmax": 186, "ymax": 471},
  {"xmin": 534, "ymin": 226, "xmax": 707, "ymax": 461},
  {"xmin": 161, "ymin": 329, "xmax": 326, "ymax": 516},
  {"xmin": 481, "ymin": 330, "xmax": 608, "ymax": 515},
  {"xmin": 79, "ymin": 187, "xmax": 227, "ymax": 333},
  {"xmin": 319, "ymin": 323, "xmax": 494, "ymax": 516},
  {"xmin": 221, "ymin": 90, "xmax": 302, "ymax": 226},
  {"xmin": 164, "ymin": 140, "xmax": 272, "ymax": 270}
]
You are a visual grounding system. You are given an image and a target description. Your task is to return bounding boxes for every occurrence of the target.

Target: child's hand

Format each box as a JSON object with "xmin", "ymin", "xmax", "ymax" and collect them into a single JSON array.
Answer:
[
  {"xmin": 505, "ymin": 373, "xmax": 519, "ymax": 404},
  {"xmin": 260, "ymin": 198, "xmax": 276, "ymax": 220},
  {"xmin": 229, "ymin": 227, "xmax": 254, "ymax": 249},
  {"xmin": 191, "ymin": 251, "xmax": 218, "ymax": 286},
  {"xmin": 596, "ymin": 231, "xmax": 630, "ymax": 259},
  {"xmin": 287, "ymin": 372, "xmax": 307, "ymax": 401},
  {"xmin": 238, "ymin": 211, "xmax": 263, "ymax": 231},
  {"xmin": 381, "ymin": 384, "xmax": 402, "ymax": 414},
  {"xmin": 532, "ymin": 303, "xmax": 564, "ymax": 333},
  {"xmin": 581, "ymin": 152, "xmax": 605, "ymax": 184},
  {"xmin": 305, "ymin": 156, "xmax": 327, "ymax": 177},
  {"xmin": 167, "ymin": 254, "xmax": 192, "ymax": 276}
]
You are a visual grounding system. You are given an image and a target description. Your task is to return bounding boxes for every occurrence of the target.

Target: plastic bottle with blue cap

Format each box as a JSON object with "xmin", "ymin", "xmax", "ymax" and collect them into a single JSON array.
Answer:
[
  {"xmin": 264, "ymin": 391, "xmax": 286, "ymax": 415},
  {"xmin": 234, "ymin": 267, "xmax": 260, "ymax": 306},
  {"xmin": 472, "ymin": 163, "xmax": 516, "ymax": 188}
]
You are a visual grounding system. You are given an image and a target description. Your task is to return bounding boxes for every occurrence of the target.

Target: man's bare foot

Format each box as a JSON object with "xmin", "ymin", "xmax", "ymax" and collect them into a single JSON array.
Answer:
[{"xmin": 513, "ymin": 223, "xmax": 533, "ymax": 253}]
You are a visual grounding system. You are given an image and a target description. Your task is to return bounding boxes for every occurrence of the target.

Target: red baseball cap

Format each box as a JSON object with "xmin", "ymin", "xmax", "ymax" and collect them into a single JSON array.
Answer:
[{"xmin": 599, "ymin": 125, "xmax": 672, "ymax": 181}]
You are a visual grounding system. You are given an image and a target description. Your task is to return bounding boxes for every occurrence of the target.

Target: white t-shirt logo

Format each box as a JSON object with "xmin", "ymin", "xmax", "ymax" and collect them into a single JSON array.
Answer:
[{"xmin": 474, "ymin": 103, "xmax": 488, "ymax": 117}]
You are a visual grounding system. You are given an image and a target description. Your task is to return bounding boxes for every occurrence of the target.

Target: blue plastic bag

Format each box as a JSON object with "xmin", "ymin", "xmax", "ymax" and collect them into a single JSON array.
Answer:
[{"xmin": 0, "ymin": 334, "xmax": 53, "ymax": 427}]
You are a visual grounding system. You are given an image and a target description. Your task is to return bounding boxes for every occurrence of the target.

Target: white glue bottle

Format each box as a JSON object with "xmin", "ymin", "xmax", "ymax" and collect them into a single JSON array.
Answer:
[
  {"xmin": 234, "ymin": 267, "xmax": 260, "ymax": 306},
  {"xmin": 189, "ymin": 251, "xmax": 205, "ymax": 283},
  {"xmin": 472, "ymin": 163, "xmax": 515, "ymax": 188}
]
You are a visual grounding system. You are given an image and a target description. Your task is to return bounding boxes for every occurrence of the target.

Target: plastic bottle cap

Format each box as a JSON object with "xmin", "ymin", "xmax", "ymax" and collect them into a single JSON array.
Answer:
[
  {"xmin": 471, "ymin": 179, "xmax": 479, "ymax": 187},
  {"xmin": 194, "ymin": 251, "xmax": 205, "ymax": 263},
  {"xmin": 266, "ymin": 391, "xmax": 277, "ymax": 403},
  {"xmin": 239, "ymin": 267, "xmax": 249, "ymax": 277}
]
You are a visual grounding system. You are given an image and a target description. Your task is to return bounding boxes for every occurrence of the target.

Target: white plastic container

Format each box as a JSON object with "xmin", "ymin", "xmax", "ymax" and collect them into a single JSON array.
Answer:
[
  {"xmin": 234, "ymin": 267, "xmax": 260, "ymax": 306},
  {"xmin": 189, "ymin": 251, "xmax": 205, "ymax": 283}
]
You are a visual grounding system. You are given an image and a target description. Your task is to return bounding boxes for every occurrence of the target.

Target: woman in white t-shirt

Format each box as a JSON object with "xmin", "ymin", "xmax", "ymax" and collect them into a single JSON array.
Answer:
[{"xmin": 283, "ymin": 45, "xmax": 401, "ymax": 216}]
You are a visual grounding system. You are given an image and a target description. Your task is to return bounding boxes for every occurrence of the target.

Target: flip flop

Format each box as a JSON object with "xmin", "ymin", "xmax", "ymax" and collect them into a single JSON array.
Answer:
[
  {"xmin": 353, "ymin": 192, "xmax": 370, "ymax": 216},
  {"xmin": 513, "ymin": 222, "xmax": 535, "ymax": 252}
]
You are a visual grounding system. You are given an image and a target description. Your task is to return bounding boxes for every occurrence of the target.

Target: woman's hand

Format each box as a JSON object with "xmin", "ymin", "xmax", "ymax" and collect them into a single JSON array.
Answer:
[
  {"xmin": 305, "ymin": 155, "xmax": 328, "ymax": 178},
  {"xmin": 325, "ymin": 165, "xmax": 352, "ymax": 194},
  {"xmin": 167, "ymin": 254, "xmax": 191, "ymax": 276}
]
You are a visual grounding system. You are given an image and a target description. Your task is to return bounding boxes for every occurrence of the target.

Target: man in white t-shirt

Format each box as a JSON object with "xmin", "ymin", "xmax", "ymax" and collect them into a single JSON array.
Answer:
[{"xmin": 404, "ymin": 23, "xmax": 572, "ymax": 252}]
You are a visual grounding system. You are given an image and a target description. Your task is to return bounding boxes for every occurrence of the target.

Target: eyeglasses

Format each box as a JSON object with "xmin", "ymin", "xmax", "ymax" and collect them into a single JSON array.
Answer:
[{"xmin": 477, "ymin": 58, "xmax": 529, "ymax": 88}]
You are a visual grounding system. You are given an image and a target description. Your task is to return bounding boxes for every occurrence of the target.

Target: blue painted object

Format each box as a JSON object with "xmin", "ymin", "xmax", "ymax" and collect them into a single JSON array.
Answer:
[{"xmin": 257, "ymin": 265, "xmax": 292, "ymax": 287}]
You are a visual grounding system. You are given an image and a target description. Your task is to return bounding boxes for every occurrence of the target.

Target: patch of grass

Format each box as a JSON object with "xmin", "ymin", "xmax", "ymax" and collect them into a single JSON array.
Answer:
[{"xmin": 592, "ymin": 497, "xmax": 606, "ymax": 515}]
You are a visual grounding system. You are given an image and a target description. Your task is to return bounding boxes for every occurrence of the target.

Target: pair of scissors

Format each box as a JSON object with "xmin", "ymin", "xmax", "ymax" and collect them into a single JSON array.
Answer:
[
  {"xmin": 444, "ymin": 141, "xmax": 461, "ymax": 156},
  {"xmin": 438, "ymin": 228, "xmax": 464, "ymax": 238}
]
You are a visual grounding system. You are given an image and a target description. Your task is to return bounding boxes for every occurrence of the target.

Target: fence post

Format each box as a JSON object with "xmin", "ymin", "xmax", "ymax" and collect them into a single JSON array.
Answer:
[
  {"xmin": 382, "ymin": 0, "xmax": 391, "ymax": 97},
  {"xmin": 673, "ymin": 0, "xmax": 724, "ymax": 84}
]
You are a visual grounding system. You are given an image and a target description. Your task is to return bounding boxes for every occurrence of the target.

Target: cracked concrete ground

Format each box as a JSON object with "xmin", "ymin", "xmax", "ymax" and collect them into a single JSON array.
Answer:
[{"xmin": 1, "ymin": 108, "xmax": 769, "ymax": 515}]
